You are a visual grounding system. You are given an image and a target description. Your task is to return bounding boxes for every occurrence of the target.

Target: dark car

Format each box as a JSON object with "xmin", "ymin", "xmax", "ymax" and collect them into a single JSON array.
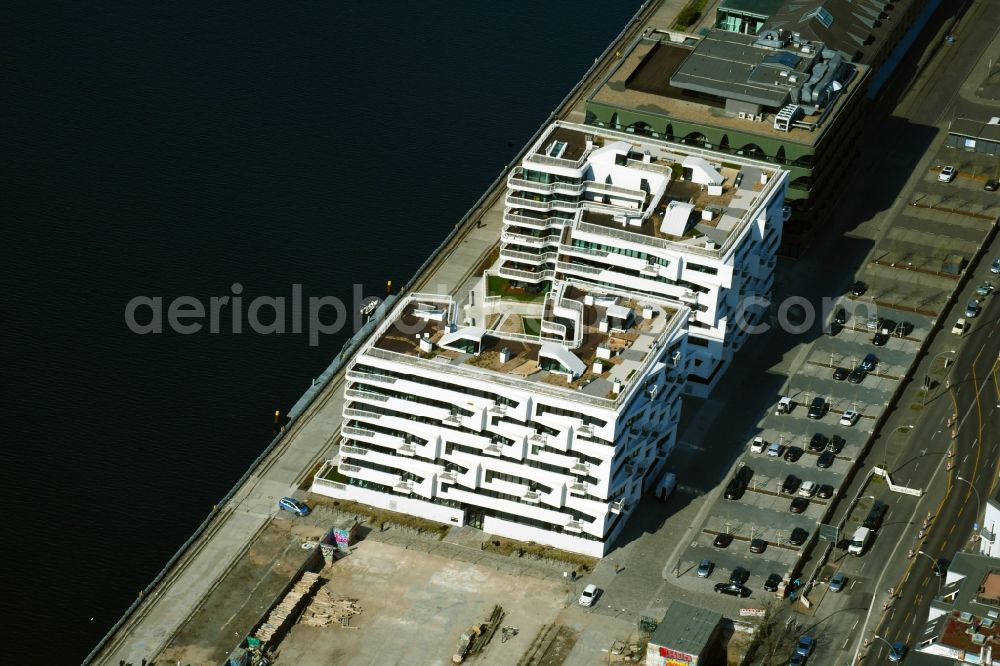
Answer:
[
  {"xmin": 895, "ymin": 321, "xmax": 913, "ymax": 336},
  {"xmin": 736, "ymin": 465, "xmax": 754, "ymax": 485},
  {"xmin": 833, "ymin": 366, "xmax": 849, "ymax": 380},
  {"xmin": 817, "ymin": 484, "xmax": 834, "ymax": 499},
  {"xmin": 781, "ymin": 474, "xmax": 801, "ymax": 495},
  {"xmin": 829, "ymin": 435, "xmax": 846, "ymax": 454},
  {"xmin": 749, "ymin": 538, "xmax": 767, "ymax": 554},
  {"xmin": 934, "ymin": 558, "xmax": 949, "ymax": 577},
  {"xmin": 714, "ymin": 582, "xmax": 751, "ymax": 597},
  {"xmin": 724, "ymin": 478, "xmax": 744, "ymax": 500},
  {"xmin": 834, "ymin": 307, "xmax": 847, "ymax": 324},
  {"xmin": 817, "ymin": 451, "xmax": 835, "ymax": 468},
  {"xmin": 828, "ymin": 320, "xmax": 843, "ymax": 336},
  {"xmin": 789, "ymin": 527, "xmax": 809, "ymax": 546},
  {"xmin": 848, "ymin": 367, "xmax": 867, "ymax": 384},
  {"xmin": 714, "ymin": 533, "xmax": 733, "ymax": 548},
  {"xmin": 850, "ymin": 280, "xmax": 867, "ymax": 296},
  {"xmin": 730, "ymin": 566, "xmax": 749, "ymax": 585},
  {"xmin": 863, "ymin": 500, "xmax": 887, "ymax": 530},
  {"xmin": 808, "ymin": 433, "xmax": 829, "ymax": 452},
  {"xmin": 783, "ymin": 446, "xmax": 804, "ymax": 462},
  {"xmin": 808, "ymin": 397, "xmax": 827, "ymax": 419},
  {"xmin": 985, "ymin": 178, "xmax": 999, "ymax": 192},
  {"xmin": 790, "ymin": 497, "xmax": 809, "ymax": 513},
  {"xmin": 861, "ymin": 353, "xmax": 878, "ymax": 371},
  {"xmin": 764, "ymin": 573, "xmax": 782, "ymax": 592},
  {"xmin": 873, "ymin": 330, "xmax": 889, "ymax": 346}
]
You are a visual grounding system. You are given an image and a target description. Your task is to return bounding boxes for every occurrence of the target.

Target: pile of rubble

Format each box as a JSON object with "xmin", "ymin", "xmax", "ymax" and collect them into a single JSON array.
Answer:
[{"xmin": 300, "ymin": 586, "xmax": 362, "ymax": 628}]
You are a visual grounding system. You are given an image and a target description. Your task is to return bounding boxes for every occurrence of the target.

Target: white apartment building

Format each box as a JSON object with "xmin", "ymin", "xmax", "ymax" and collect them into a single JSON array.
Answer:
[
  {"xmin": 311, "ymin": 121, "xmax": 788, "ymax": 556},
  {"xmin": 498, "ymin": 121, "xmax": 789, "ymax": 396},
  {"xmin": 313, "ymin": 286, "xmax": 690, "ymax": 557},
  {"xmin": 979, "ymin": 490, "xmax": 1000, "ymax": 558}
]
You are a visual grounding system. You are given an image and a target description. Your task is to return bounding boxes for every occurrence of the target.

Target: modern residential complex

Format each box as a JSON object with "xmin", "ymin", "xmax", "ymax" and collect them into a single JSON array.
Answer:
[
  {"xmin": 311, "ymin": 122, "xmax": 788, "ymax": 555},
  {"xmin": 497, "ymin": 122, "xmax": 788, "ymax": 394}
]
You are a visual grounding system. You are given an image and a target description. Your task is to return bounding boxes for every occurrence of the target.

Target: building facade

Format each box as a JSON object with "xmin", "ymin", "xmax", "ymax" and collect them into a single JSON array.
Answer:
[{"xmin": 311, "ymin": 122, "xmax": 788, "ymax": 556}]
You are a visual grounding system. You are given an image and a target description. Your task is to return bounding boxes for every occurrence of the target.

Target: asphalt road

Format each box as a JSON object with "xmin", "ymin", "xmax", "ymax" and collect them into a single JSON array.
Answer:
[{"xmin": 859, "ymin": 253, "xmax": 1000, "ymax": 662}]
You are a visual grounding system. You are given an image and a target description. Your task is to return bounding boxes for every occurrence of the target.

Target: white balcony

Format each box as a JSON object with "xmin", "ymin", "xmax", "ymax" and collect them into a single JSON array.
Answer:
[
  {"xmin": 394, "ymin": 479, "xmax": 414, "ymax": 495},
  {"xmin": 439, "ymin": 470, "xmax": 457, "ymax": 484},
  {"xmin": 569, "ymin": 481, "xmax": 588, "ymax": 496},
  {"xmin": 523, "ymin": 490, "xmax": 541, "ymax": 504},
  {"xmin": 571, "ymin": 461, "xmax": 590, "ymax": 475},
  {"xmin": 483, "ymin": 443, "xmax": 503, "ymax": 457},
  {"xmin": 564, "ymin": 520, "xmax": 584, "ymax": 534},
  {"xmin": 398, "ymin": 443, "xmax": 416, "ymax": 457},
  {"xmin": 610, "ymin": 499, "xmax": 626, "ymax": 515}
]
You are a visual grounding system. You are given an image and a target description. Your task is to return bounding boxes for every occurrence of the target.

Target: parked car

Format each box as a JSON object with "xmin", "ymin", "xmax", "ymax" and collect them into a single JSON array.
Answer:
[
  {"xmin": 714, "ymin": 582, "xmax": 751, "ymax": 597},
  {"xmin": 730, "ymin": 566, "xmax": 749, "ymax": 585},
  {"xmin": 714, "ymin": 533, "xmax": 733, "ymax": 548},
  {"xmin": 894, "ymin": 321, "xmax": 913, "ymax": 336},
  {"xmin": 888, "ymin": 641, "xmax": 907, "ymax": 662},
  {"xmin": 789, "ymin": 527, "xmax": 809, "ymax": 546},
  {"xmin": 767, "ymin": 442, "xmax": 784, "ymax": 457},
  {"xmin": 829, "ymin": 571, "xmax": 847, "ymax": 592},
  {"xmin": 939, "ymin": 165, "xmax": 957, "ymax": 182},
  {"xmin": 976, "ymin": 281, "xmax": 994, "ymax": 296},
  {"xmin": 952, "ymin": 318, "xmax": 970, "ymax": 336},
  {"xmin": 873, "ymin": 329, "xmax": 889, "ymax": 346},
  {"xmin": 750, "ymin": 436, "xmax": 767, "ymax": 454},
  {"xmin": 790, "ymin": 497, "xmax": 809, "ymax": 513},
  {"xmin": 864, "ymin": 500, "xmax": 887, "ymax": 530},
  {"xmin": 817, "ymin": 451, "xmax": 835, "ymax": 468},
  {"xmin": 840, "ymin": 410, "xmax": 860, "ymax": 427},
  {"xmin": 834, "ymin": 307, "xmax": 847, "ymax": 324},
  {"xmin": 278, "ymin": 496, "xmax": 310, "ymax": 516},
  {"xmin": 861, "ymin": 353, "xmax": 878, "ymax": 371},
  {"xmin": 848, "ymin": 367, "xmax": 867, "ymax": 384},
  {"xmin": 829, "ymin": 435, "xmax": 846, "ymax": 454},
  {"xmin": 833, "ymin": 366, "xmax": 849, "ymax": 380},
  {"xmin": 850, "ymin": 280, "xmax": 867, "ymax": 296},
  {"xmin": 966, "ymin": 299, "xmax": 981, "ymax": 318},
  {"xmin": 784, "ymin": 446, "xmax": 804, "ymax": 462},
  {"xmin": 866, "ymin": 313, "xmax": 881, "ymax": 331},
  {"xmin": 808, "ymin": 397, "xmax": 827, "ymax": 419},
  {"xmin": 992, "ymin": 258, "xmax": 1000, "ymax": 274},
  {"xmin": 697, "ymin": 559, "xmax": 714, "ymax": 578},
  {"xmin": 808, "ymin": 433, "xmax": 828, "ymax": 452},
  {"xmin": 749, "ymin": 538, "xmax": 767, "ymax": 554},
  {"xmin": 984, "ymin": 178, "xmax": 998, "ymax": 192},
  {"xmin": 796, "ymin": 635, "xmax": 816, "ymax": 657},
  {"xmin": 579, "ymin": 584, "xmax": 599, "ymax": 606},
  {"xmin": 736, "ymin": 465, "xmax": 754, "ymax": 485},
  {"xmin": 782, "ymin": 474, "xmax": 801, "ymax": 495},
  {"xmin": 764, "ymin": 573, "xmax": 782, "ymax": 592},
  {"xmin": 934, "ymin": 558, "xmax": 949, "ymax": 577},
  {"xmin": 776, "ymin": 396, "xmax": 794, "ymax": 414},
  {"xmin": 798, "ymin": 481, "xmax": 817, "ymax": 497},
  {"xmin": 817, "ymin": 484, "xmax": 834, "ymax": 499},
  {"xmin": 724, "ymin": 478, "xmax": 744, "ymax": 500}
]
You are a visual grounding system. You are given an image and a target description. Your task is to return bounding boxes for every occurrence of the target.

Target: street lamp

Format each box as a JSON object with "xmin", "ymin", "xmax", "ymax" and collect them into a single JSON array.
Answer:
[
  {"xmin": 871, "ymin": 635, "xmax": 898, "ymax": 659},
  {"xmin": 917, "ymin": 550, "xmax": 946, "ymax": 597},
  {"xmin": 955, "ymin": 476, "xmax": 983, "ymax": 540}
]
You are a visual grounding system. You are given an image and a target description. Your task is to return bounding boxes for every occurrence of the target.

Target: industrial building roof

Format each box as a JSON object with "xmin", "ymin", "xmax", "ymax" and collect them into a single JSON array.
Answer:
[
  {"xmin": 650, "ymin": 601, "xmax": 722, "ymax": 657},
  {"xmin": 762, "ymin": 0, "xmax": 891, "ymax": 65},
  {"xmin": 950, "ymin": 116, "xmax": 1000, "ymax": 144},
  {"xmin": 718, "ymin": 0, "xmax": 785, "ymax": 18}
]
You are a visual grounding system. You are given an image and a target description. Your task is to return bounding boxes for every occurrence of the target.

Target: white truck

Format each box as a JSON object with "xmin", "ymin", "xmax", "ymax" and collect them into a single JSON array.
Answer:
[{"xmin": 848, "ymin": 526, "xmax": 871, "ymax": 555}]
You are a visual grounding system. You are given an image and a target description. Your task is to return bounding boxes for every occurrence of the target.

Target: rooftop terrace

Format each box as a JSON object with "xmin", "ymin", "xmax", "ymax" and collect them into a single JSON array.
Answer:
[
  {"xmin": 365, "ymin": 285, "xmax": 686, "ymax": 410},
  {"xmin": 515, "ymin": 122, "xmax": 784, "ymax": 257}
]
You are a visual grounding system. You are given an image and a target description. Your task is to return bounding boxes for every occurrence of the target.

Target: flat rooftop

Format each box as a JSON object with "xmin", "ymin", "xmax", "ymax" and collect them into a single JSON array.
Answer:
[
  {"xmin": 588, "ymin": 32, "xmax": 868, "ymax": 146},
  {"xmin": 366, "ymin": 285, "xmax": 685, "ymax": 409},
  {"xmin": 524, "ymin": 122, "xmax": 783, "ymax": 254},
  {"xmin": 650, "ymin": 601, "xmax": 721, "ymax": 655}
]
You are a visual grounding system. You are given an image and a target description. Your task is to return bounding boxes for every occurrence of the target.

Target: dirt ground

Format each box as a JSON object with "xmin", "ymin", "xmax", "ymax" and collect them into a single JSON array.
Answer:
[
  {"xmin": 273, "ymin": 539, "xmax": 568, "ymax": 666},
  {"xmin": 159, "ymin": 515, "xmax": 328, "ymax": 666}
]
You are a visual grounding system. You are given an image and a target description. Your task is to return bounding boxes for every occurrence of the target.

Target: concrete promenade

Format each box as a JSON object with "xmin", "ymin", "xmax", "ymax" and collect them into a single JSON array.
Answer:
[{"xmin": 87, "ymin": 1, "xmax": 693, "ymax": 663}]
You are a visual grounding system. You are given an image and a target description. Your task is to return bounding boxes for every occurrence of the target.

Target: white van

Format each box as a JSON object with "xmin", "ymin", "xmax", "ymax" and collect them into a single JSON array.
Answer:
[
  {"xmin": 848, "ymin": 526, "xmax": 871, "ymax": 555},
  {"xmin": 798, "ymin": 481, "xmax": 817, "ymax": 497},
  {"xmin": 655, "ymin": 472, "xmax": 677, "ymax": 501}
]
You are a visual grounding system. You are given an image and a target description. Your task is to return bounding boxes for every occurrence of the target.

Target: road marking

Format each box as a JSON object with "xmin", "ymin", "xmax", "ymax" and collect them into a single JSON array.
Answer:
[
  {"xmin": 932, "ymin": 430, "xmax": 940, "ymax": 440},
  {"xmin": 959, "ymin": 505, "xmax": 965, "ymax": 516},
  {"xmin": 922, "ymin": 578, "xmax": 929, "ymax": 587},
  {"xmin": 907, "ymin": 631, "xmax": 913, "ymax": 644},
  {"xmin": 950, "ymin": 524, "xmax": 957, "ymax": 534},
  {"xmin": 963, "ymin": 454, "xmax": 969, "ymax": 463}
]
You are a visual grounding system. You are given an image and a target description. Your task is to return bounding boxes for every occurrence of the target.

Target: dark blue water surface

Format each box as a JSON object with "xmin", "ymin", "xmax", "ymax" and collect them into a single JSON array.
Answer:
[{"xmin": 2, "ymin": 1, "xmax": 641, "ymax": 661}]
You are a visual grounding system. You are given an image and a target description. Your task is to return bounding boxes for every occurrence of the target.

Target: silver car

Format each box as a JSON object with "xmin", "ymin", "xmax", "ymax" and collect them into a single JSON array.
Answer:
[{"xmin": 829, "ymin": 572, "xmax": 846, "ymax": 592}]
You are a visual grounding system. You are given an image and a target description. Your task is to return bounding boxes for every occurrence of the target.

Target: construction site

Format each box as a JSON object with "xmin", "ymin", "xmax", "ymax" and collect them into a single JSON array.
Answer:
[{"xmin": 154, "ymin": 497, "xmax": 665, "ymax": 666}]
